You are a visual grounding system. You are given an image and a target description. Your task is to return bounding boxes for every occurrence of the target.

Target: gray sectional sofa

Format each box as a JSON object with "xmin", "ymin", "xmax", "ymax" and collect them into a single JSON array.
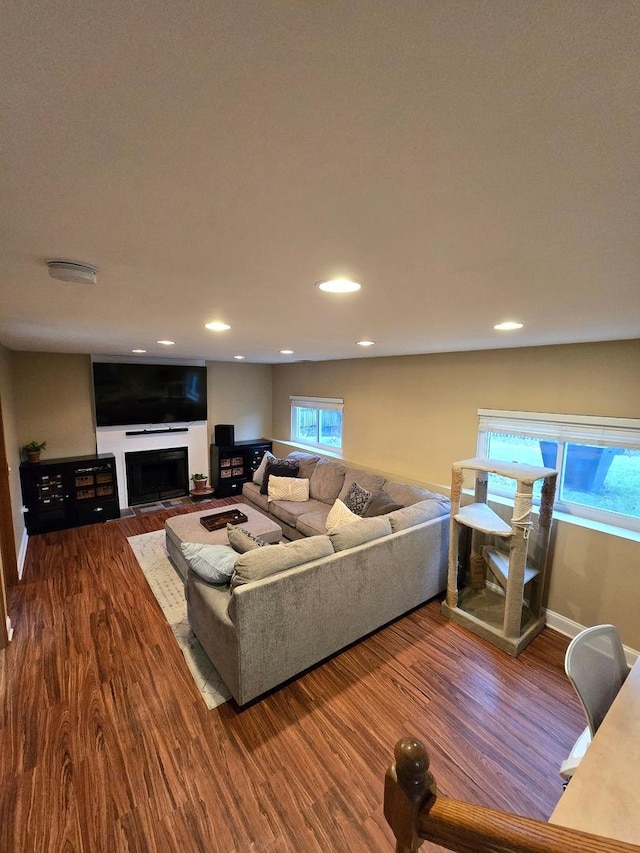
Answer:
[{"xmin": 185, "ymin": 450, "xmax": 451, "ymax": 705}]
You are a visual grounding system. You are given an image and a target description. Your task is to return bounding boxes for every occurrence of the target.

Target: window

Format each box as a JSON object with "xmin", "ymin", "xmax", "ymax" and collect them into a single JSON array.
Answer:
[
  {"xmin": 477, "ymin": 410, "xmax": 640, "ymax": 533},
  {"xmin": 290, "ymin": 396, "xmax": 343, "ymax": 451}
]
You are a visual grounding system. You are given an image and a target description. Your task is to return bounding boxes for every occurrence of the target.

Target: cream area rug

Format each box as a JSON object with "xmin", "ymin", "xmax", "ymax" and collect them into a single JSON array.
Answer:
[{"xmin": 127, "ymin": 529, "xmax": 231, "ymax": 710}]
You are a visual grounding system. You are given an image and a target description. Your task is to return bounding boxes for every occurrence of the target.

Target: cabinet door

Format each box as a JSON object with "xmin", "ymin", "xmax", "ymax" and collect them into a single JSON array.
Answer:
[{"xmin": 21, "ymin": 465, "xmax": 73, "ymax": 533}]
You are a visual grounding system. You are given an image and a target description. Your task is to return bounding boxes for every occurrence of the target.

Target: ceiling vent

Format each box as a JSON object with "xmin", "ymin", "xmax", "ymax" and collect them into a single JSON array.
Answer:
[{"xmin": 46, "ymin": 259, "xmax": 98, "ymax": 285}]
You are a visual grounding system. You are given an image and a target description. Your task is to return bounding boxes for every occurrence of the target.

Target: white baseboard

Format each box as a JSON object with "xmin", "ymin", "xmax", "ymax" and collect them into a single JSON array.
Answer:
[
  {"xmin": 545, "ymin": 608, "xmax": 638, "ymax": 666},
  {"xmin": 17, "ymin": 528, "xmax": 28, "ymax": 580}
]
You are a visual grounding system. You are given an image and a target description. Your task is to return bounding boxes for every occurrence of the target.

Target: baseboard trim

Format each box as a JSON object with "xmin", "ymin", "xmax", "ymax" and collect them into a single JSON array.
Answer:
[
  {"xmin": 17, "ymin": 528, "xmax": 28, "ymax": 580},
  {"xmin": 545, "ymin": 608, "xmax": 638, "ymax": 666}
]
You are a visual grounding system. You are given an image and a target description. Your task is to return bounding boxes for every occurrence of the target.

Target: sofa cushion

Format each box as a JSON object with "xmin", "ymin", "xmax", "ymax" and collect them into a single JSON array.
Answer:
[
  {"xmin": 343, "ymin": 481, "xmax": 373, "ymax": 516},
  {"xmin": 384, "ymin": 481, "xmax": 449, "ymax": 507},
  {"xmin": 268, "ymin": 476, "xmax": 310, "ymax": 502},
  {"xmin": 326, "ymin": 498, "xmax": 360, "ymax": 529},
  {"xmin": 269, "ymin": 497, "xmax": 327, "ymax": 529},
  {"xmin": 260, "ymin": 459, "xmax": 300, "ymax": 494},
  {"xmin": 296, "ymin": 505, "xmax": 331, "ymax": 536},
  {"xmin": 285, "ymin": 451, "xmax": 321, "ymax": 480},
  {"xmin": 309, "ymin": 458, "xmax": 347, "ymax": 503},
  {"xmin": 387, "ymin": 498, "xmax": 450, "ymax": 532},
  {"xmin": 252, "ymin": 450, "xmax": 276, "ymax": 486},
  {"xmin": 242, "ymin": 481, "xmax": 270, "ymax": 511},
  {"xmin": 329, "ymin": 516, "xmax": 392, "ymax": 552},
  {"xmin": 338, "ymin": 468, "xmax": 386, "ymax": 502},
  {"xmin": 226, "ymin": 524, "xmax": 269, "ymax": 553},
  {"xmin": 363, "ymin": 490, "xmax": 404, "ymax": 517},
  {"xmin": 231, "ymin": 535, "xmax": 334, "ymax": 589},
  {"xmin": 181, "ymin": 542, "xmax": 237, "ymax": 584}
]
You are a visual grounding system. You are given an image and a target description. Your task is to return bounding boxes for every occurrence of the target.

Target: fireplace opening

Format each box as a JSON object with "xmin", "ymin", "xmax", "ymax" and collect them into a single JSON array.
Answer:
[{"xmin": 125, "ymin": 447, "xmax": 189, "ymax": 506}]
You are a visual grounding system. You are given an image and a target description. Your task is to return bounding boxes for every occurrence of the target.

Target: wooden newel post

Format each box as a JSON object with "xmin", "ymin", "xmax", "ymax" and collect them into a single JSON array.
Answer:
[{"xmin": 384, "ymin": 737, "xmax": 436, "ymax": 853}]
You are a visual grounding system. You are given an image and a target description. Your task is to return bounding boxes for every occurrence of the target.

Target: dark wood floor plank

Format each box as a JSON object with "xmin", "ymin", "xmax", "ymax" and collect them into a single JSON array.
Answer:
[{"xmin": 0, "ymin": 499, "xmax": 584, "ymax": 852}]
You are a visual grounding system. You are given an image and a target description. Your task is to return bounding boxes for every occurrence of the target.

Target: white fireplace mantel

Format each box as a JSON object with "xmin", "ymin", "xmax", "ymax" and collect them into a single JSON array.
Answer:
[{"xmin": 96, "ymin": 422, "xmax": 209, "ymax": 509}]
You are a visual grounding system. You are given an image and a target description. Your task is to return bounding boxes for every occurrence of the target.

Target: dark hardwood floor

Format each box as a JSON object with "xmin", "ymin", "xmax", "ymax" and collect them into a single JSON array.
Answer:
[{"xmin": 1, "ymin": 499, "xmax": 583, "ymax": 852}]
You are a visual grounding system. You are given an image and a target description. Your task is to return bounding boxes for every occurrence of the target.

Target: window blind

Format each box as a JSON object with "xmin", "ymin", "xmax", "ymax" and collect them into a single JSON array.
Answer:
[
  {"xmin": 478, "ymin": 410, "xmax": 640, "ymax": 451},
  {"xmin": 290, "ymin": 396, "xmax": 344, "ymax": 413}
]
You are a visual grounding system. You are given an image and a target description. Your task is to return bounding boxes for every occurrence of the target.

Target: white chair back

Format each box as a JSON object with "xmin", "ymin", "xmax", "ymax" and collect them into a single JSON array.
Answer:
[{"xmin": 565, "ymin": 623, "xmax": 628, "ymax": 737}]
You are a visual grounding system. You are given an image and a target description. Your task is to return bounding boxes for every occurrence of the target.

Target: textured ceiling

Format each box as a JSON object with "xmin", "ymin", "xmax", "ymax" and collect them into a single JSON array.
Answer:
[{"xmin": 1, "ymin": 1, "xmax": 639, "ymax": 363}]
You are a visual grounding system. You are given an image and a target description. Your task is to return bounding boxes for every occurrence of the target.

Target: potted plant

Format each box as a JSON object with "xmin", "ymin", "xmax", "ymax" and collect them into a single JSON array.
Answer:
[
  {"xmin": 191, "ymin": 473, "xmax": 209, "ymax": 493},
  {"xmin": 24, "ymin": 440, "xmax": 47, "ymax": 463}
]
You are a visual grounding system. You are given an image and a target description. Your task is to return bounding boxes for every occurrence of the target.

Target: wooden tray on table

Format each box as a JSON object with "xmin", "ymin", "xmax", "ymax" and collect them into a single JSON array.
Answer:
[{"xmin": 199, "ymin": 508, "xmax": 248, "ymax": 531}]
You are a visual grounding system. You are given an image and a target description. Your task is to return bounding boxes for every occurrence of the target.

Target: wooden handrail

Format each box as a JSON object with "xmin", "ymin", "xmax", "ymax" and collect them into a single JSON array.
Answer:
[{"xmin": 384, "ymin": 737, "xmax": 640, "ymax": 853}]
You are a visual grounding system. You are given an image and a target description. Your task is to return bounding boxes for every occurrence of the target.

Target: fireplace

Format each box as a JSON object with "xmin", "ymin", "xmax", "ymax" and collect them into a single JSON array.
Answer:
[{"xmin": 125, "ymin": 447, "xmax": 189, "ymax": 505}]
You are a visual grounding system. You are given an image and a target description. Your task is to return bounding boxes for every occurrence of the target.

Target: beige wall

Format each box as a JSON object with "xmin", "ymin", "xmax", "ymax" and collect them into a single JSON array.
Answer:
[
  {"xmin": 12, "ymin": 352, "xmax": 97, "ymax": 459},
  {"xmin": 206, "ymin": 361, "xmax": 272, "ymax": 444},
  {"xmin": 2, "ymin": 352, "xmax": 272, "ymax": 569},
  {"xmin": 0, "ymin": 345, "xmax": 25, "ymax": 560},
  {"xmin": 272, "ymin": 340, "xmax": 640, "ymax": 650},
  {"xmin": 273, "ymin": 340, "xmax": 640, "ymax": 486},
  {"xmin": 10, "ymin": 355, "xmax": 274, "ymax": 462}
]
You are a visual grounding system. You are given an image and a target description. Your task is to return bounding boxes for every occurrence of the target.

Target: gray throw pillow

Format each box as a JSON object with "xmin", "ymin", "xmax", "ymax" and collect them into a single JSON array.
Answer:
[
  {"xmin": 363, "ymin": 490, "xmax": 404, "ymax": 517},
  {"xmin": 343, "ymin": 481, "xmax": 373, "ymax": 516},
  {"xmin": 226, "ymin": 524, "xmax": 269, "ymax": 553},
  {"xmin": 259, "ymin": 459, "xmax": 300, "ymax": 494},
  {"xmin": 180, "ymin": 542, "xmax": 237, "ymax": 584}
]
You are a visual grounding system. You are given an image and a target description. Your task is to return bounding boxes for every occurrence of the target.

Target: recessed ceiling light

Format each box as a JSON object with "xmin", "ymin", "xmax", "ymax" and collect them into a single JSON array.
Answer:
[
  {"xmin": 157, "ymin": 340, "xmax": 175, "ymax": 346},
  {"xmin": 233, "ymin": 355, "xmax": 245, "ymax": 360},
  {"xmin": 494, "ymin": 321, "xmax": 524, "ymax": 331},
  {"xmin": 317, "ymin": 278, "xmax": 361, "ymax": 294},
  {"xmin": 132, "ymin": 349, "xmax": 147, "ymax": 353},
  {"xmin": 205, "ymin": 321, "xmax": 231, "ymax": 331},
  {"xmin": 280, "ymin": 349, "xmax": 294, "ymax": 355},
  {"xmin": 357, "ymin": 340, "xmax": 375, "ymax": 347}
]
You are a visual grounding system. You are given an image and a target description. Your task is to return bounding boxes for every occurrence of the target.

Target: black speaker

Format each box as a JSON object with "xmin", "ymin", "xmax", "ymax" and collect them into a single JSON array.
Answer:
[{"xmin": 214, "ymin": 424, "xmax": 235, "ymax": 446}]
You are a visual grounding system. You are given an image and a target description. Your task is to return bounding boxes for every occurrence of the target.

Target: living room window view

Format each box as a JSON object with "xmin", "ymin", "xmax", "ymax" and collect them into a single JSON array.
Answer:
[
  {"xmin": 290, "ymin": 395, "xmax": 344, "ymax": 451},
  {"xmin": 477, "ymin": 410, "xmax": 640, "ymax": 533}
]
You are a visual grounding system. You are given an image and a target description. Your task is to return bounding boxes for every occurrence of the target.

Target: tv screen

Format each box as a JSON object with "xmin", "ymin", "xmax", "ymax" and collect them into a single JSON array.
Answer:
[{"xmin": 92, "ymin": 362, "xmax": 207, "ymax": 427}]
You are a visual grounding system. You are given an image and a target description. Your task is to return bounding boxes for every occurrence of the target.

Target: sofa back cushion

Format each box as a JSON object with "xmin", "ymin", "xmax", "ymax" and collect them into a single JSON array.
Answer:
[
  {"xmin": 309, "ymin": 458, "xmax": 347, "ymax": 503},
  {"xmin": 384, "ymin": 482, "xmax": 448, "ymax": 507},
  {"xmin": 338, "ymin": 468, "xmax": 386, "ymax": 502},
  {"xmin": 231, "ymin": 535, "xmax": 334, "ymax": 590},
  {"xmin": 285, "ymin": 451, "xmax": 321, "ymax": 479},
  {"xmin": 329, "ymin": 516, "xmax": 392, "ymax": 552},
  {"xmin": 387, "ymin": 498, "xmax": 450, "ymax": 532}
]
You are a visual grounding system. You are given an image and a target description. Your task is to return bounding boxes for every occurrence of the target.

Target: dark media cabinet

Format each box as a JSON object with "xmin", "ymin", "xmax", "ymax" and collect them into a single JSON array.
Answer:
[
  {"xmin": 20, "ymin": 453, "xmax": 120, "ymax": 534},
  {"xmin": 210, "ymin": 439, "xmax": 272, "ymax": 498}
]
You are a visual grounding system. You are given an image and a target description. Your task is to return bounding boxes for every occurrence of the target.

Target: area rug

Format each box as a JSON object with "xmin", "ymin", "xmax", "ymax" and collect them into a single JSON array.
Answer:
[{"xmin": 127, "ymin": 529, "xmax": 231, "ymax": 710}]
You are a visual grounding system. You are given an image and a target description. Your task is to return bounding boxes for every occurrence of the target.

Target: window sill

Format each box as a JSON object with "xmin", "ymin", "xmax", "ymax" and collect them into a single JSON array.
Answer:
[
  {"xmin": 480, "ymin": 492, "xmax": 640, "ymax": 544},
  {"xmin": 275, "ymin": 439, "xmax": 344, "ymax": 460}
]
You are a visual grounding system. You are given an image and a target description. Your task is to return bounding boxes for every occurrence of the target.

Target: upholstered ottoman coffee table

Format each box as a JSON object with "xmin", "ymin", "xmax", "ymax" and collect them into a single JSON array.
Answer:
[{"xmin": 165, "ymin": 504, "xmax": 282, "ymax": 579}]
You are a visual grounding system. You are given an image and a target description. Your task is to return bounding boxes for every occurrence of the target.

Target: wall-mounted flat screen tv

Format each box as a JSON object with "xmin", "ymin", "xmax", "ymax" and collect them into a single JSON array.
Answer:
[{"xmin": 92, "ymin": 362, "xmax": 207, "ymax": 427}]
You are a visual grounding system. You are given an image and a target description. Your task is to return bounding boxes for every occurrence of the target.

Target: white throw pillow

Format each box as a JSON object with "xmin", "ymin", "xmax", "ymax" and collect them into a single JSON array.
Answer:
[
  {"xmin": 268, "ymin": 476, "xmax": 310, "ymax": 502},
  {"xmin": 325, "ymin": 498, "xmax": 361, "ymax": 529},
  {"xmin": 252, "ymin": 450, "xmax": 276, "ymax": 485}
]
